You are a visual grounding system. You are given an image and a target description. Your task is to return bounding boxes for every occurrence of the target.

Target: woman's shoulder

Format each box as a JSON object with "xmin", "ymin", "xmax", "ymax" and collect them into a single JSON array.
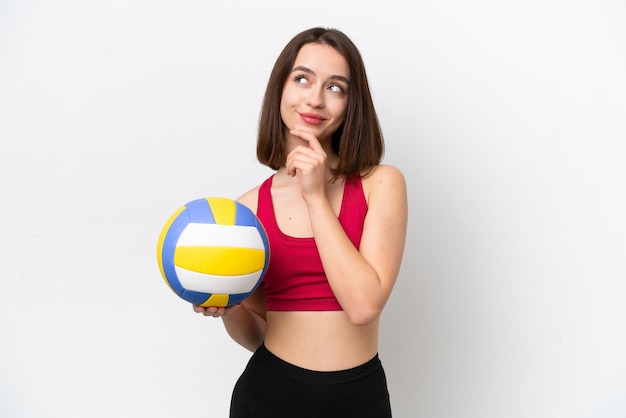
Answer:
[
  {"xmin": 237, "ymin": 184, "xmax": 262, "ymax": 214},
  {"xmin": 359, "ymin": 164, "xmax": 407, "ymax": 208},
  {"xmin": 360, "ymin": 164, "xmax": 406, "ymax": 188},
  {"xmin": 236, "ymin": 174, "xmax": 275, "ymax": 214}
]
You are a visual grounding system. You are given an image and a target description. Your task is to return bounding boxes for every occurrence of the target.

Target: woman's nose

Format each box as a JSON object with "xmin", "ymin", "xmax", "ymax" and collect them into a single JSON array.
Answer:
[{"xmin": 306, "ymin": 86, "xmax": 324, "ymax": 108}]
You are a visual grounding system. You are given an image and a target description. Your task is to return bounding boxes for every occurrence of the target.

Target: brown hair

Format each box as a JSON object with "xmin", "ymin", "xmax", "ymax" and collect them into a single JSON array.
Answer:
[{"xmin": 256, "ymin": 27, "xmax": 384, "ymax": 178}]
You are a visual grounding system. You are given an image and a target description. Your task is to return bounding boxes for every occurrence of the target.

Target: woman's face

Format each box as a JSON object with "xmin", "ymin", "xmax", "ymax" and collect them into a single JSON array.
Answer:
[{"xmin": 280, "ymin": 43, "xmax": 350, "ymax": 144}]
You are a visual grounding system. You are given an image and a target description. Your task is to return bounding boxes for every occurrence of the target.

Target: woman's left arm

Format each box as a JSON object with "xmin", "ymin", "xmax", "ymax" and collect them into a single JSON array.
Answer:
[{"xmin": 307, "ymin": 165, "xmax": 408, "ymax": 325}]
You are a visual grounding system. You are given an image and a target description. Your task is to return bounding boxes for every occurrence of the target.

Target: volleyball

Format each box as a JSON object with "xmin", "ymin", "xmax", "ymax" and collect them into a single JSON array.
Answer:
[{"xmin": 157, "ymin": 197, "xmax": 269, "ymax": 307}]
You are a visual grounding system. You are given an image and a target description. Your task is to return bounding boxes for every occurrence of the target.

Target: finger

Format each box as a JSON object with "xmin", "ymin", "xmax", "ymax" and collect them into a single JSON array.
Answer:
[
  {"xmin": 287, "ymin": 144, "xmax": 325, "ymax": 167},
  {"xmin": 290, "ymin": 129, "xmax": 325, "ymax": 153},
  {"xmin": 192, "ymin": 304, "xmax": 205, "ymax": 313},
  {"xmin": 286, "ymin": 147, "xmax": 314, "ymax": 176},
  {"xmin": 207, "ymin": 306, "xmax": 223, "ymax": 315},
  {"xmin": 193, "ymin": 304, "xmax": 223, "ymax": 317},
  {"xmin": 286, "ymin": 152, "xmax": 320, "ymax": 177}
]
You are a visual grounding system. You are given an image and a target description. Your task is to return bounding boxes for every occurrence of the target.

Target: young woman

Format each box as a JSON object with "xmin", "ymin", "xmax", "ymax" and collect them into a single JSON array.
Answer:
[{"xmin": 194, "ymin": 27, "xmax": 408, "ymax": 417}]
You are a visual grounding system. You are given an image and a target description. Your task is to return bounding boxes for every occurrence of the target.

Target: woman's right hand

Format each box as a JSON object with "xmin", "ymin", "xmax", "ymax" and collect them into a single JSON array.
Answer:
[{"xmin": 192, "ymin": 303, "xmax": 241, "ymax": 318}]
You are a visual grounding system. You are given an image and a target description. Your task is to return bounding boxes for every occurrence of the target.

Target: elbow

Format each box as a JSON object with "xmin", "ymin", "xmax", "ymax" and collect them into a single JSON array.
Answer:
[{"xmin": 345, "ymin": 305, "xmax": 382, "ymax": 326}]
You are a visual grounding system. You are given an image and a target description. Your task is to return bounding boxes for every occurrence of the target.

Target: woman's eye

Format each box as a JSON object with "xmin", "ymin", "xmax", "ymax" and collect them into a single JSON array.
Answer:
[
  {"xmin": 295, "ymin": 76, "xmax": 308, "ymax": 84},
  {"xmin": 329, "ymin": 84, "xmax": 344, "ymax": 94}
]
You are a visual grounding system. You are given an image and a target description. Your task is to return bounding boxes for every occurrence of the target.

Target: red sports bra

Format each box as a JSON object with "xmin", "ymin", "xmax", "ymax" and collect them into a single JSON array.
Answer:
[{"xmin": 257, "ymin": 174, "xmax": 368, "ymax": 311}]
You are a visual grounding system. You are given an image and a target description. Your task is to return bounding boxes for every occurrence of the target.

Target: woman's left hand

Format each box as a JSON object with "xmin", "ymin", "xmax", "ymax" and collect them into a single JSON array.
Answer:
[{"xmin": 285, "ymin": 129, "xmax": 328, "ymax": 198}]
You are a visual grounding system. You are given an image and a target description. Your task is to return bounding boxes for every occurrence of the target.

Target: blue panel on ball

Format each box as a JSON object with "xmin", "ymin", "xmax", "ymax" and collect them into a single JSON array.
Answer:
[
  {"xmin": 161, "ymin": 209, "xmax": 190, "ymax": 296},
  {"xmin": 255, "ymin": 217, "xmax": 271, "ymax": 278},
  {"xmin": 185, "ymin": 198, "xmax": 216, "ymax": 224},
  {"xmin": 234, "ymin": 201, "xmax": 257, "ymax": 226},
  {"xmin": 181, "ymin": 289, "xmax": 216, "ymax": 305},
  {"xmin": 227, "ymin": 292, "xmax": 250, "ymax": 305}
]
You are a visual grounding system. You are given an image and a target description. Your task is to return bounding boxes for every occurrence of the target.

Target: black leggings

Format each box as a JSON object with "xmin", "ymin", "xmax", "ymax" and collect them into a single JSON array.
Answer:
[{"xmin": 230, "ymin": 343, "xmax": 392, "ymax": 418}]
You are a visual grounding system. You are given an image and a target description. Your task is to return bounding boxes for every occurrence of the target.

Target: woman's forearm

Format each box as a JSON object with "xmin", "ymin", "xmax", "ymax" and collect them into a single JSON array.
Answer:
[{"xmin": 221, "ymin": 304, "xmax": 267, "ymax": 352}]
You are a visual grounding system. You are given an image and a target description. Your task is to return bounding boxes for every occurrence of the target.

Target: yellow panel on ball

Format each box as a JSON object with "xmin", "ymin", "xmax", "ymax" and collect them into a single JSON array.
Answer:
[
  {"xmin": 206, "ymin": 197, "xmax": 236, "ymax": 225},
  {"xmin": 174, "ymin": 246, "xmax": 266, "ymax": 275},
  {"xmin": 200, "ymin": 293, "xmax": 230, "ymax": 307}
]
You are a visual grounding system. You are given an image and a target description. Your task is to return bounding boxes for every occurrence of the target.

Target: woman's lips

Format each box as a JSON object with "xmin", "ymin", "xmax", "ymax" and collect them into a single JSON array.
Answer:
[{"xmin": 299, "ymin": 113, "xmax": 325, "ymax": 125}]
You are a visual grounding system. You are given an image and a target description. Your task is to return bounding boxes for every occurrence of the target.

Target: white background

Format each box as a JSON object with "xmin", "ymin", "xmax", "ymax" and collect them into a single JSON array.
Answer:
[{"xmin": 1, "ymin": 1, "xmax": 625, "ymax": 417}]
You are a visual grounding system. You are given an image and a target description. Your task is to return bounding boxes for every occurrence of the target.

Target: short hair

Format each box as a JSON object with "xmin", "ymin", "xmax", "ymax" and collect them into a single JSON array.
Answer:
[{"xmin": 256, "ymin": 27, "xmax": 384, "ymax": 178}]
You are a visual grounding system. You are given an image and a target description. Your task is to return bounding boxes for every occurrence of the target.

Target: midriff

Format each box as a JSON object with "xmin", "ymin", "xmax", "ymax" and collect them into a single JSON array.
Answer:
[{"xmin": 263, "ymin": 310, "xmax": 380, "ymax": 371}]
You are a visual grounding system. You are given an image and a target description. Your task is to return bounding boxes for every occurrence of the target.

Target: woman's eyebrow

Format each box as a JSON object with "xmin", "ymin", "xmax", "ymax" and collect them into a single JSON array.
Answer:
[{"xmin": 292, "ymin": 65, "xmax": 350, "ymax": 84}]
